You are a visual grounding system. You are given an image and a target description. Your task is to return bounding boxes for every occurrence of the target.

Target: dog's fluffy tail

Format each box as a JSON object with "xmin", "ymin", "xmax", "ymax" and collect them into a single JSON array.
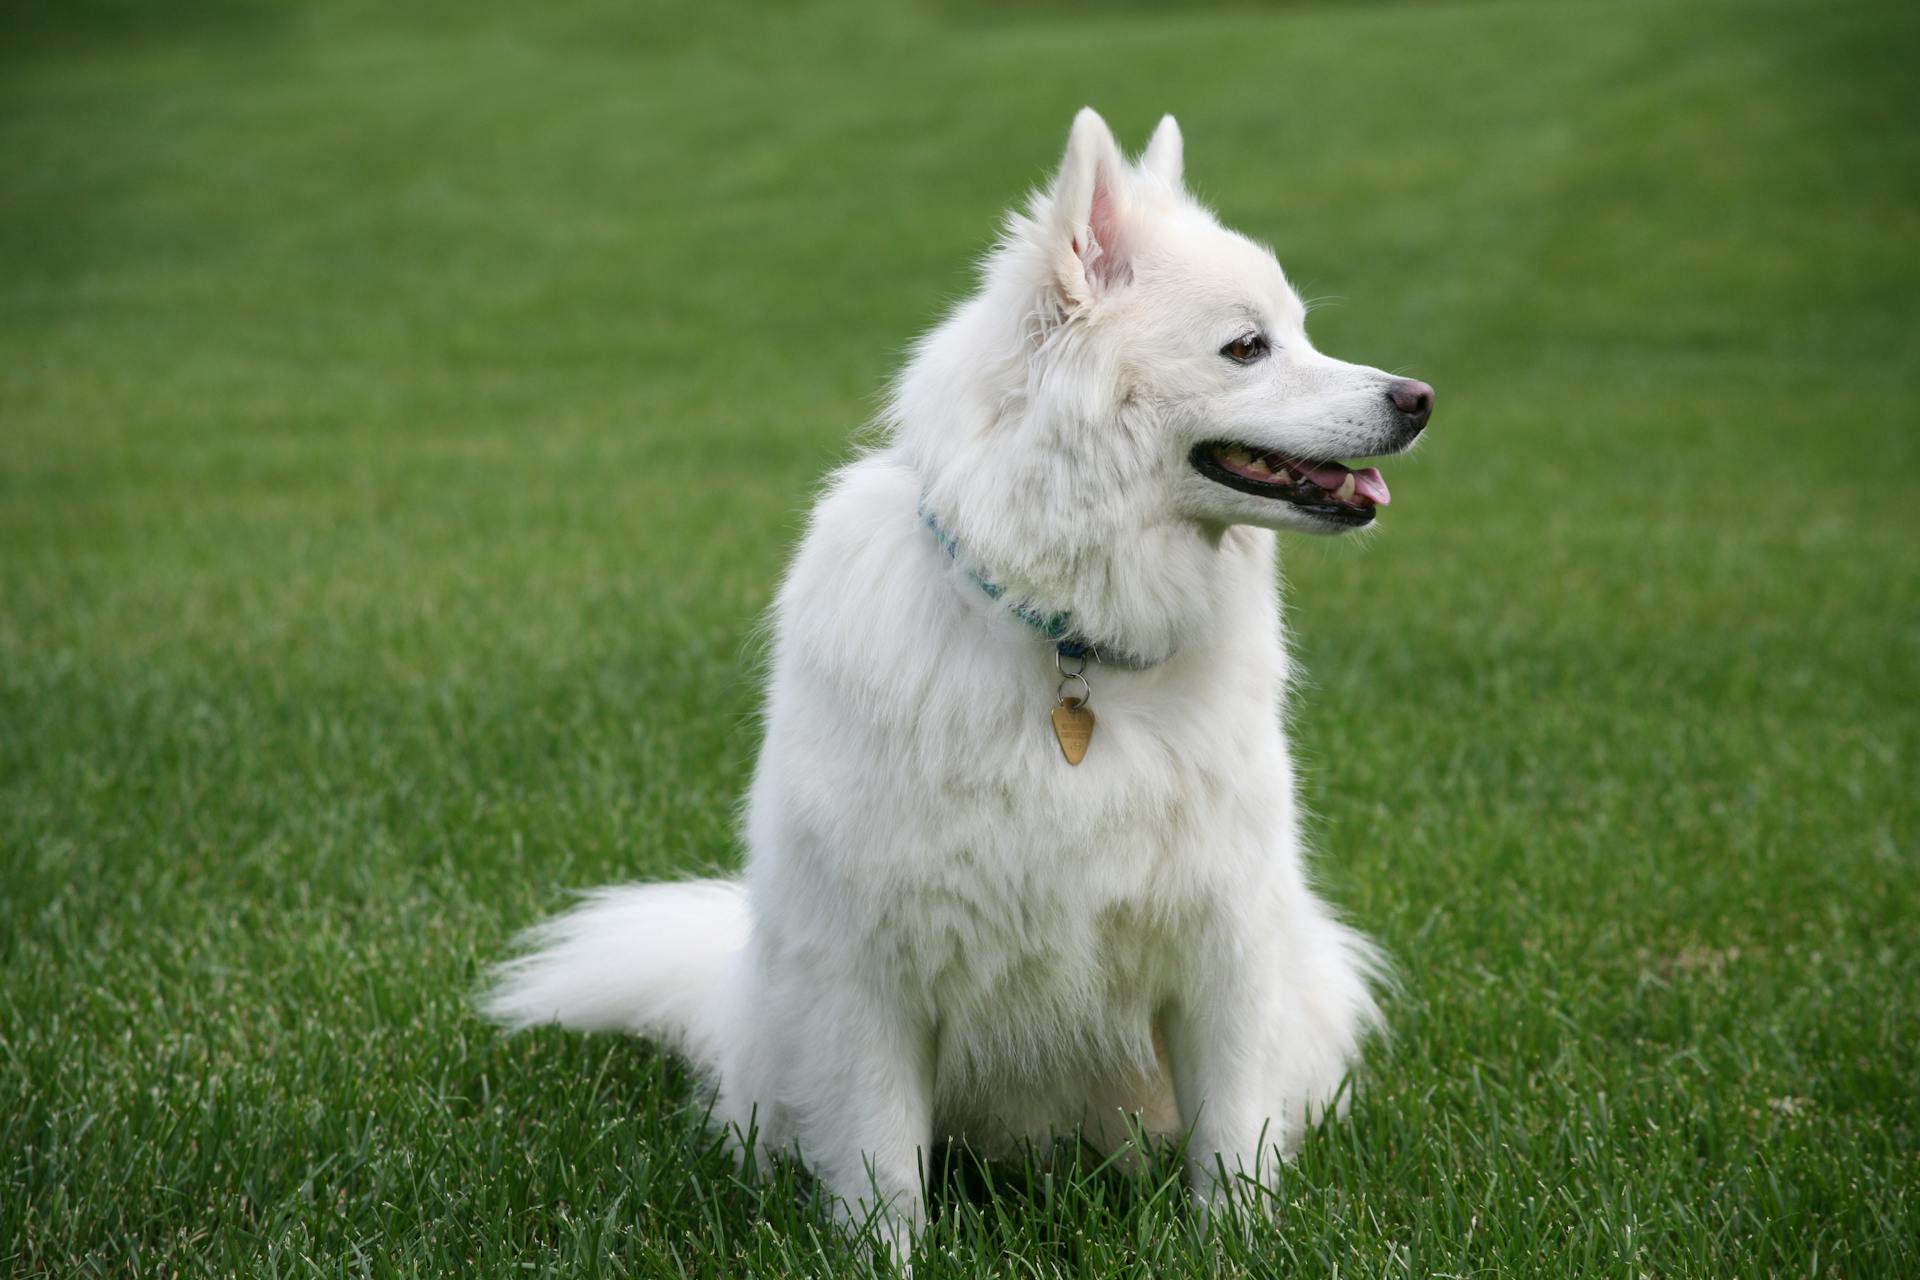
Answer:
[{"xmin": 480, "ymin": 879, "xmax": 749, "ymax": 1073}]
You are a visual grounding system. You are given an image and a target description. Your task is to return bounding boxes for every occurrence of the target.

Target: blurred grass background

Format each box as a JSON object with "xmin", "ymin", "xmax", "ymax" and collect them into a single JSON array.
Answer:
[{"xmin": 2, "ymin": 0, "xmax": 1916, "ymax": 1275}]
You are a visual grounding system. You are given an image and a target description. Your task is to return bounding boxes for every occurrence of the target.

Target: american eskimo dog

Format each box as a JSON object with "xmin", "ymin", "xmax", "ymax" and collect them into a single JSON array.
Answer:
[{"xmin": 485, "ymin": 107, "xmax": 1433, "ymax": 1253}]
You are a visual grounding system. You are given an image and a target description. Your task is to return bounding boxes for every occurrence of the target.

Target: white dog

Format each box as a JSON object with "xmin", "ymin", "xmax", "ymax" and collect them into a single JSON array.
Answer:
[{"xmin": 486, "ymin": 107, "xmax": 1433, "ymax": 1254}]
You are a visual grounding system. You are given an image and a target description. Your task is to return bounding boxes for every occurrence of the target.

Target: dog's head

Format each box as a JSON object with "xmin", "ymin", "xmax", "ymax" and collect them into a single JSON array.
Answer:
[{"xmin": 985, "ymin": 108, "xmax": 1433, "ymax": 537}]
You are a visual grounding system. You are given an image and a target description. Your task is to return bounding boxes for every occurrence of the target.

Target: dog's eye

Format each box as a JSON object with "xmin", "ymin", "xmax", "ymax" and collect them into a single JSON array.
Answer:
[{"xmin": 1221, "ymin": 333, "xmax": 1270, "ymax": 364}]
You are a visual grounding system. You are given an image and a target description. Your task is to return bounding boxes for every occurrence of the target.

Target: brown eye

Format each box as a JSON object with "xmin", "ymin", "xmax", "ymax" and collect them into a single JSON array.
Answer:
[{"xmin": 1221, "ymin": 333, "xmax": 1270, "ymax": 364}]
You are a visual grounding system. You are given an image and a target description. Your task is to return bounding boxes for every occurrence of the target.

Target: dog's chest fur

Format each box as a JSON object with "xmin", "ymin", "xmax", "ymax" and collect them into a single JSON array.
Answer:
[{"xmin": 745, "ymin": 454, "xmax": 1300, "ymax": 1140}]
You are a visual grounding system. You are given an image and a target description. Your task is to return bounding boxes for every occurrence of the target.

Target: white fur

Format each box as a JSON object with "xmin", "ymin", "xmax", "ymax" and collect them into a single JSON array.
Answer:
[{"xmin": 484, "ymin": 108, "xmax": 1420, "ymax": 1257}]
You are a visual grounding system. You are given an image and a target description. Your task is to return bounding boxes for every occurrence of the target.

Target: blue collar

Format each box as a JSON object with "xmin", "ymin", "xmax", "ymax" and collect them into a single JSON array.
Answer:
[{"xmin": 920, "ymin": 505, "xmax": 1160, "ymax": 668}]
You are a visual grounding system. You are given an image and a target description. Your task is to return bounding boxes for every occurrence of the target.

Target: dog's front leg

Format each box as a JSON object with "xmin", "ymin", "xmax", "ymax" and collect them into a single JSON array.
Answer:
[
  {"xmin": 1162, "ymin": 972, "xmax": 1287, "ymax": 1216},
  {"xmin": 778, "ymin": 974, "xmax": 933, "ymax": 1262}
]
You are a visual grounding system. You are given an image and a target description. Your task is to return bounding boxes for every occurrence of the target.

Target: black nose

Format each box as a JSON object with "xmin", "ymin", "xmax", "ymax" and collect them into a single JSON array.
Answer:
[{"xmin": 1386, "ymin": 378, "xmax": 1434, "ymax": 432}]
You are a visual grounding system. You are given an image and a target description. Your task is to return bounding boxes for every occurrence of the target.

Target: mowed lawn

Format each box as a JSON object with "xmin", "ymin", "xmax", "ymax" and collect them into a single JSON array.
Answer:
[{"xmin": 3, "ymin": 0, "xmax": 1916, "ymax": 1275}]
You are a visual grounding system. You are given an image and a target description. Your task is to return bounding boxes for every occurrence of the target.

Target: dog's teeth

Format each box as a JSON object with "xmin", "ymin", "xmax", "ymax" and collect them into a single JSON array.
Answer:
[
  {"xmin": 1335, "ymin": 473, "xmax": 1356, "ymax": 501},
  {"xmin": 1246, "ymin": 457, "xmax": 1272, "ymax": 476}
]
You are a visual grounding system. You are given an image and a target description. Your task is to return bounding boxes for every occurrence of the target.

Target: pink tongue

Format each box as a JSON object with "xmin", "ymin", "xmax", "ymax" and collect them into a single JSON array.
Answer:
[
  {"xmin": 1299, "ymin": 462, "xmax": 1392, "ymax": 507},
  {"xmin": 1352, "ymin": 467, "xmax": 1391, "ymax": 506}
]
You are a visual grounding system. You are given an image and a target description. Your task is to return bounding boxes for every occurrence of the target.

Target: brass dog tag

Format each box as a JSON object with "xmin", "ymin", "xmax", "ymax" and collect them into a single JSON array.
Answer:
[{"xmin": 1050, "ymin": 697, "xmax": 1094, "ymax": 765}]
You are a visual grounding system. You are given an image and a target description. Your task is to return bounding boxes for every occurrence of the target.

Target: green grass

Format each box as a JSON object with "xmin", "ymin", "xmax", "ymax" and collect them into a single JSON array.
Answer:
[{"xmin": 3, "ymin": 0, "xmax": 1916, "ymax": 1274}]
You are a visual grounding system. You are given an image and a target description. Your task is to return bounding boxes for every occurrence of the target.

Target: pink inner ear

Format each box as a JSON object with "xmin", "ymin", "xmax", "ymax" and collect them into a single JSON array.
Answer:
[{"xmin": 1081, "ymin": 166, "xmax": 1129, "ymax": 287}]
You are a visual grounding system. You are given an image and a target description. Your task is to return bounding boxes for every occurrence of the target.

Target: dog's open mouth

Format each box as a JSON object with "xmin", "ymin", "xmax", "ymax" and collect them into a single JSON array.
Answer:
[{"xmin": 1191, "ymin": 442, "xmax": 1392, "ymax": 526}]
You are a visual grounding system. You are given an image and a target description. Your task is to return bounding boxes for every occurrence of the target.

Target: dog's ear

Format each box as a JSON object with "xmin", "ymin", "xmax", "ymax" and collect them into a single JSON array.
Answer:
[
  {"xmin": 1048, "ymin": 107, "xmax": 1134, "ymax": 304},
  {"xmin": 1140, "ymin": 114, "xmax": 1184, "ymax": 188}
]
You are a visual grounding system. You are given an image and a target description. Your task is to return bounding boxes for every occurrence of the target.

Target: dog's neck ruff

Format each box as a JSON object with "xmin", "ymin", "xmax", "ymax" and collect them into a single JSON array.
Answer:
[{"xmin": 920, "ymin": 504, "xmax": 1165, "ymax": 670}]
